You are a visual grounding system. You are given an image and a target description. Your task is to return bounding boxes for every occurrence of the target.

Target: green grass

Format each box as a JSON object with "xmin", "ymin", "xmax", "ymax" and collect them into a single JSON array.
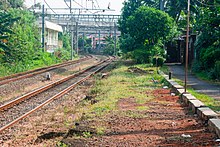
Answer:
[
  {"xmin": 88, "ymin": 64, "xmax": 163, "ymax": 116},
  {"xmin": 159, "ymin": 65, "xmax": 170, "ymax": 75},
  {"xmin": 188, "ymin": 89, "xmax": 220, "ymax": 112},
  {"xmin": 172, "ymin": 78, "xmax": 220, "ymax": 112}
]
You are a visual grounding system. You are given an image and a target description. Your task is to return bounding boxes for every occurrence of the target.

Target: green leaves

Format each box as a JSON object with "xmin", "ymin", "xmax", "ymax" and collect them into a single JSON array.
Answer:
[{"xmin": 0, "ymin": 11, "xmax": 19, "ymax": 52}]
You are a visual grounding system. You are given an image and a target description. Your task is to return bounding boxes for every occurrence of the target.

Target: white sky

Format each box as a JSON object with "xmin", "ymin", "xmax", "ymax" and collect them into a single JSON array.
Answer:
[{"xmin": 24, "ymin": 0, "xmax": 124, "ymax": 15}]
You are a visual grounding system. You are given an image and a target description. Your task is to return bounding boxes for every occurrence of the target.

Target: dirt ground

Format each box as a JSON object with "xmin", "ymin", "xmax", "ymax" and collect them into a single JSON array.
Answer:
[
  {"xmin": 62, "ymin": 89, "xmax": 219, "ymax": 147},
  {"xmin": 1, "ymin": 64, "xmax": 219, "ymax": 147}
]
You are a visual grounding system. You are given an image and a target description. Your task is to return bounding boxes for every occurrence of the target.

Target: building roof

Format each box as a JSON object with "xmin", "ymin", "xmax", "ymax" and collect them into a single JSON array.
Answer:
[{"xmin": 38, "ymin": 20, "xmax": 63, "ymax": 32}]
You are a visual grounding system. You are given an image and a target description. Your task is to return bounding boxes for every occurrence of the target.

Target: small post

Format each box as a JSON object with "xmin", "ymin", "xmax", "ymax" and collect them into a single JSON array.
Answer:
[{"xmin": 169, "ymin": 72, "xmax": 172, "ymax": 79}]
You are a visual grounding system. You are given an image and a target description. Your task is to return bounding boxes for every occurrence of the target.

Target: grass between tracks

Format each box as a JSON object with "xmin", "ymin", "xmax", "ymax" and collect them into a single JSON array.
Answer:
[{"xmin": 70, "ymin": 61, "xmax": 166, "ymax": 136}]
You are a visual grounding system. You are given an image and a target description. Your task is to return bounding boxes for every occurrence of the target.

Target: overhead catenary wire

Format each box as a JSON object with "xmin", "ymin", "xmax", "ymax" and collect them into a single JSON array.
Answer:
[
  {"xmin": 94, "ymin": 0, "xmax": 101, "ymax": 9},
  {"xmin": 64, "ymin": 0, "xmax": 70, "ymax": 9},
  {"xmin": 44, "ymin": 0, "xmax": 57, "ymax": 14}
]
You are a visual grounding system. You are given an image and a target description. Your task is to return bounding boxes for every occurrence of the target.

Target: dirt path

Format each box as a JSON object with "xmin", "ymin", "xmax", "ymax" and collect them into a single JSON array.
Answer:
[
  {"xmin": 62, "ymin": 89, "xmax": 219, "ymax": 146},
  {"xmin": 168, "ymin": 65, "xmax": 220, "ymax": 100}
]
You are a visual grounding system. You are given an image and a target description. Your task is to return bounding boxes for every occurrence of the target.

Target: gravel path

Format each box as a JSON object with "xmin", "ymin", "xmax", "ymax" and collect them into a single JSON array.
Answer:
[{"xmin": 168, "ymin": 65, "xmax": 220, "ymax": 100}]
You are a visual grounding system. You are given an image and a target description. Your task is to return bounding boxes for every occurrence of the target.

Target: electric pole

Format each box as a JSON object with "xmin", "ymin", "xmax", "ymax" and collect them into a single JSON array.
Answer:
[
  {"xmin": 70, "ymin": 0, "xmax": 74, "ymax": 60},
  {"xmin": 185, "ymin": 0, "xmax": 190, "ymax": 93},
  {"xmin": 114, "ymin": 22, "xmax": 117, "ymax": 56},
  {"xmin": 75, "ymin": 21, "xmax": 79, "ymax": 55},
  {"xmin": 42, "ymin": 4, "xmax": 45, "ymax": 51}
]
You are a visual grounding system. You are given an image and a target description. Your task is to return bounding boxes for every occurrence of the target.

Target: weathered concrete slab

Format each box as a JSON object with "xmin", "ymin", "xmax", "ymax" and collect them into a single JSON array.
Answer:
[
  {"xmin": 176, "ymin": 88, "xmax": 185, "ymax": 95},
  {"xmin": 197, "ymin": 107, "xmax": 218, "ymax": 122},
  {"xmin": 208, "ymin": 119, "xmax": 220, "ymax": 138},
  {"xmin": 180, "ymin": 93, "xmax": 191, "ymax": 101},
  {"xmin": 173, "ymin": 84, "xmax": 184, "ymax": 89},
  {"xmin": 182, "ymin": 94, "xmax": 197, "ymax": 105},
  {"xmin": 189, "ymin": 99, "xmax": 205, "ymax": 113}
]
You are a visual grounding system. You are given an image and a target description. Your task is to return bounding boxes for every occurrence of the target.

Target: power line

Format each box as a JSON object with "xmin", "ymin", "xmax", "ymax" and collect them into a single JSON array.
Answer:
[
  {"xmin": 44, "ymin": 0, "xmax": 57, "ymax": 14},
  {"xmin": 64, "ymin": 0, "xmax": 70, "ymax": 9},
  {"xmin": 94, "ymin": 0, "xmax": 101, "ymax": 9},
  {"xmin": 195, "ymin": 0, "xmax": 220, "ymax": 7}
]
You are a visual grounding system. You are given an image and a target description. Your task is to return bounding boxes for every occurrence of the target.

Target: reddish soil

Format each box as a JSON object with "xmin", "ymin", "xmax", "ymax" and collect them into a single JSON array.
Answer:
[{"xmin": 62, "ymin": 89, "xmax": 219, "ymax": 146}]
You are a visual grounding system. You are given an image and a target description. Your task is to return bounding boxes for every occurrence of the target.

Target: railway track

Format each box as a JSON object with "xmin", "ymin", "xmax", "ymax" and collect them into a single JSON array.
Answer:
[
  {"xmin": 0, "ymin": 57, "xmax": 113, "ymax": 133},
  {"xmin": 0, "ymin": 55, "xmax": 93, "ymax": 86}
]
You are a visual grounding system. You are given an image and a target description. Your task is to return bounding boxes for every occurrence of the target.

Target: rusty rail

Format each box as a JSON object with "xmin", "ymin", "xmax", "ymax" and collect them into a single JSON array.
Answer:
[
  {"xmin": 0, "ymin": 55, "xmax": 93, "ymax": 85},
  {"xmin": 0, "ymin": 58, "xmax": 112, "ymax": 133},
  {"xmin": 0, "ymin": 58, "xmax": 105, "ymax": 111}
]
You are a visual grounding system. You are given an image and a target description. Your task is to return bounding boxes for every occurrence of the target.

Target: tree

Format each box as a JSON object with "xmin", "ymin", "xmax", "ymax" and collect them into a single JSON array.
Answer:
[
  {"xmin": 3, "ymin": 9, "xmax": 41, "ymax": 64},
  {"xmin": 0, "ymin": 0, "xmax": 24, "ymax": 10},
  {"xmin": 127, "ymin": 6, "xmax": 173, "ymax": 46},
  {"xmin": 0, "ymin": 11, "xmax": 19, "ymax": 53}
]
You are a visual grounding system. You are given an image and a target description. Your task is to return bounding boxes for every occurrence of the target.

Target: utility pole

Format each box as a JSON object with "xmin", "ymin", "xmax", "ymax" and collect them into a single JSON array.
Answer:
[
  {"xmin": 42, "ymin": 4, "xmax": 45, "ymax": 51},
  {"xmin": 185, "ymin": 0, "xmax": 190, "ymax": 93},
  {"xmin": 75, "ymin": 21, "xmax": 79, "ymax": 55},
  {"xmin": 159, "ymin": 0, "xmax": 165, "ymax": 11},
  {"xmin": 70, "ymin": 0, "xmax": 74, "ymax": 60},
  {"xmin": 114, "ymin": 22, "xmax": 117, "ymax": 56},
  {"xmin": 82, "ymin": 32, "xmax": 85, "ymax": 53}
]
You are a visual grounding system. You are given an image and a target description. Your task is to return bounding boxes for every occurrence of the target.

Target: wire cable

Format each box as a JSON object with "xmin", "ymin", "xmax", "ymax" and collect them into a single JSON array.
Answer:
[
  {"xmin": 64, "ymin": 0, "xmax": 70, "ymax": 8},
  {"xmin": 44, "ymin": 0, "xmax": 57, "ymax": 14},
  {"xmin": 94, "ymin": 0, "xmax": 101, "ymax": 9}
]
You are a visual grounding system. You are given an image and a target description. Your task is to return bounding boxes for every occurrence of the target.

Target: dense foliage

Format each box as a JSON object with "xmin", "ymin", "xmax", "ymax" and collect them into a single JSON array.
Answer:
[
  {"xmin": 119, "ymin": 0, "xmax": 220, "ymax": 80},
  {"xmin": 0, "ymin": 2, "xmax": 72, "ymax": 77},
  {"xmin": 119, "ymin": 4, "xmax": 173, "ymax": 63}
]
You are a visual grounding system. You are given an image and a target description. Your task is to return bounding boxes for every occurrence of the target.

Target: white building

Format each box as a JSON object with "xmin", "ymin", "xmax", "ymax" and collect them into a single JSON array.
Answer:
[{"xmin": 39, "ymin": 20, "xmax": 63, "ymax": 53}]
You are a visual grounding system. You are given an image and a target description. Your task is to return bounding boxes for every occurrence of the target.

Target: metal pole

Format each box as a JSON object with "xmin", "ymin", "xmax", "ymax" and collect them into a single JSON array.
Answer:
[
  {"xmin": 114, "ymin": 22, "xmax": 117, "ymax": 56},
  {"xmin": 76, "ymin": 21, "xmax": 79, "ymax": 55},
  {"xmin": 42, "ymin": 4, "xmax": 45, "ymax": 51},
  {"xmin": 185, "ymin": 0, "xmax": 190, "ymax": 93},
  {"xmin": 82, "ymin": 32, "xmax": 85, "ymax": 52},
  {"xmin": 70, "ymin": 0, "xmax": 74, "ymax": 60}
]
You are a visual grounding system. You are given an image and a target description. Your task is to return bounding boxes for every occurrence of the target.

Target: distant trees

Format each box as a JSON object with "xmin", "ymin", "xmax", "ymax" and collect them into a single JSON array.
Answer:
[{"xmin": 119, "ymin": 4, "xmax": 174, "ymax": 63}]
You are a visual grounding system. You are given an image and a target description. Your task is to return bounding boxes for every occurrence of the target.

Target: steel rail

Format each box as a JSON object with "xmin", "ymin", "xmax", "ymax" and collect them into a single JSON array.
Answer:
[
  {"xmin": 0, "ymin": 58, "xmax": 105, "ymax": 111},
  {"xmin": 0, "ymin": 59, "xmax": 112, "ymax": 133},
  {"xmin": 0, "ymin": 55, "xmax": 93, "ymax": 86}
]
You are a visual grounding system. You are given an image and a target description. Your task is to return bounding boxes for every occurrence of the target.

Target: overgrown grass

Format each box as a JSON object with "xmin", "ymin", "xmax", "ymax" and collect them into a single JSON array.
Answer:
[
  {"xmin": 159, "ymin": 65, "xmax": 170, "ymax": 75},
  {"xmin": 77, "ymin": 62, "xmax": 165, "ymax": 122},
  {"xmin": 0, "ymin": 53, "xmax": 79, "ymax": 77}
]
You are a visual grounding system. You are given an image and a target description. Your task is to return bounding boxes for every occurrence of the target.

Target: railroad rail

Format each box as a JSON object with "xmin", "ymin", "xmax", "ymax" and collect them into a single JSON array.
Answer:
[
  {"xmin": 0, "ymin": 57, "xmax": 113, "ymax": 133},
  {"xmin": 0, "ymin": 55, "xmax": 93, "ymax": 86}
]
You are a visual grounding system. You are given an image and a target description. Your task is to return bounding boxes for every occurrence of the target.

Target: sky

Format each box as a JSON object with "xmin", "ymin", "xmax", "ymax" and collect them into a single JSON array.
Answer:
[{"xmin": 24, "ymin": 0, "xmax": 124, "ymax": 15}]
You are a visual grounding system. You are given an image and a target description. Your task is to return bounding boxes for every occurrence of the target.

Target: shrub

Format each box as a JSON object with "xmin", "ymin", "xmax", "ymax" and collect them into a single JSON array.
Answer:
[
  {"xmin": 152, "ymin": 56, "xmax": 165, "ymax": 67},
  {"xmin": 214, "ymin": 61, "xmax": 220, "ymax": 80},
  {"xmin": 192, "ymin": 60, "xmax": 202, "ymax": 72}
]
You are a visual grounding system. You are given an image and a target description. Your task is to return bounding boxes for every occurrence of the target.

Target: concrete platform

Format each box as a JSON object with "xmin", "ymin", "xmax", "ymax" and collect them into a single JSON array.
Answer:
[
  {"xmin": 188, "ymin": 99, "xmax": 205, "ymax": 113},
  {"xmin": 176, "ymin": 88, "xmax": 185, "ymax": 95},
  {"xmin": 197, "ymin": 107, "xmax": 218, "ymax": 122},
  {"xmin": 182, "ymin": 94, "xmax": 197, "ymax": 106},
  {"xmin": 208, "ymin": 119, "xmax": 220, "ymax": 138}
]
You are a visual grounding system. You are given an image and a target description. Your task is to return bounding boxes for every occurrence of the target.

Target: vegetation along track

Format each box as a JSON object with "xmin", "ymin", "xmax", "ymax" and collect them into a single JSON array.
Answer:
[
  {"xmin": 0, "ymin": 57, "xmax": 113, "ymax": 133},
  {"xmin": 0, "ymin": 55, "xmax": 93, "ymax": 86}
]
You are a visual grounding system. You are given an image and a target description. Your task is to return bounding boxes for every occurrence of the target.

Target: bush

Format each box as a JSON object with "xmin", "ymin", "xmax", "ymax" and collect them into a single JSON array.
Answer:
[
  {"xmin": 214, "ymin": 61, "xmax": 220, "ymax": 80},
  {"xmin": 200, "ymin": 46, "xmax": 220, "ymax": 70},
  {"xmin": 132, "ymin": 48, "xmax": 152, "ymax": 63},
  {"xmin": 152, "ymin": 56, "xmax": 165, "ymax": 67},
  {"xmin": 192, "ymin": 60, "xmax": 202, "ymax": 72}
]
